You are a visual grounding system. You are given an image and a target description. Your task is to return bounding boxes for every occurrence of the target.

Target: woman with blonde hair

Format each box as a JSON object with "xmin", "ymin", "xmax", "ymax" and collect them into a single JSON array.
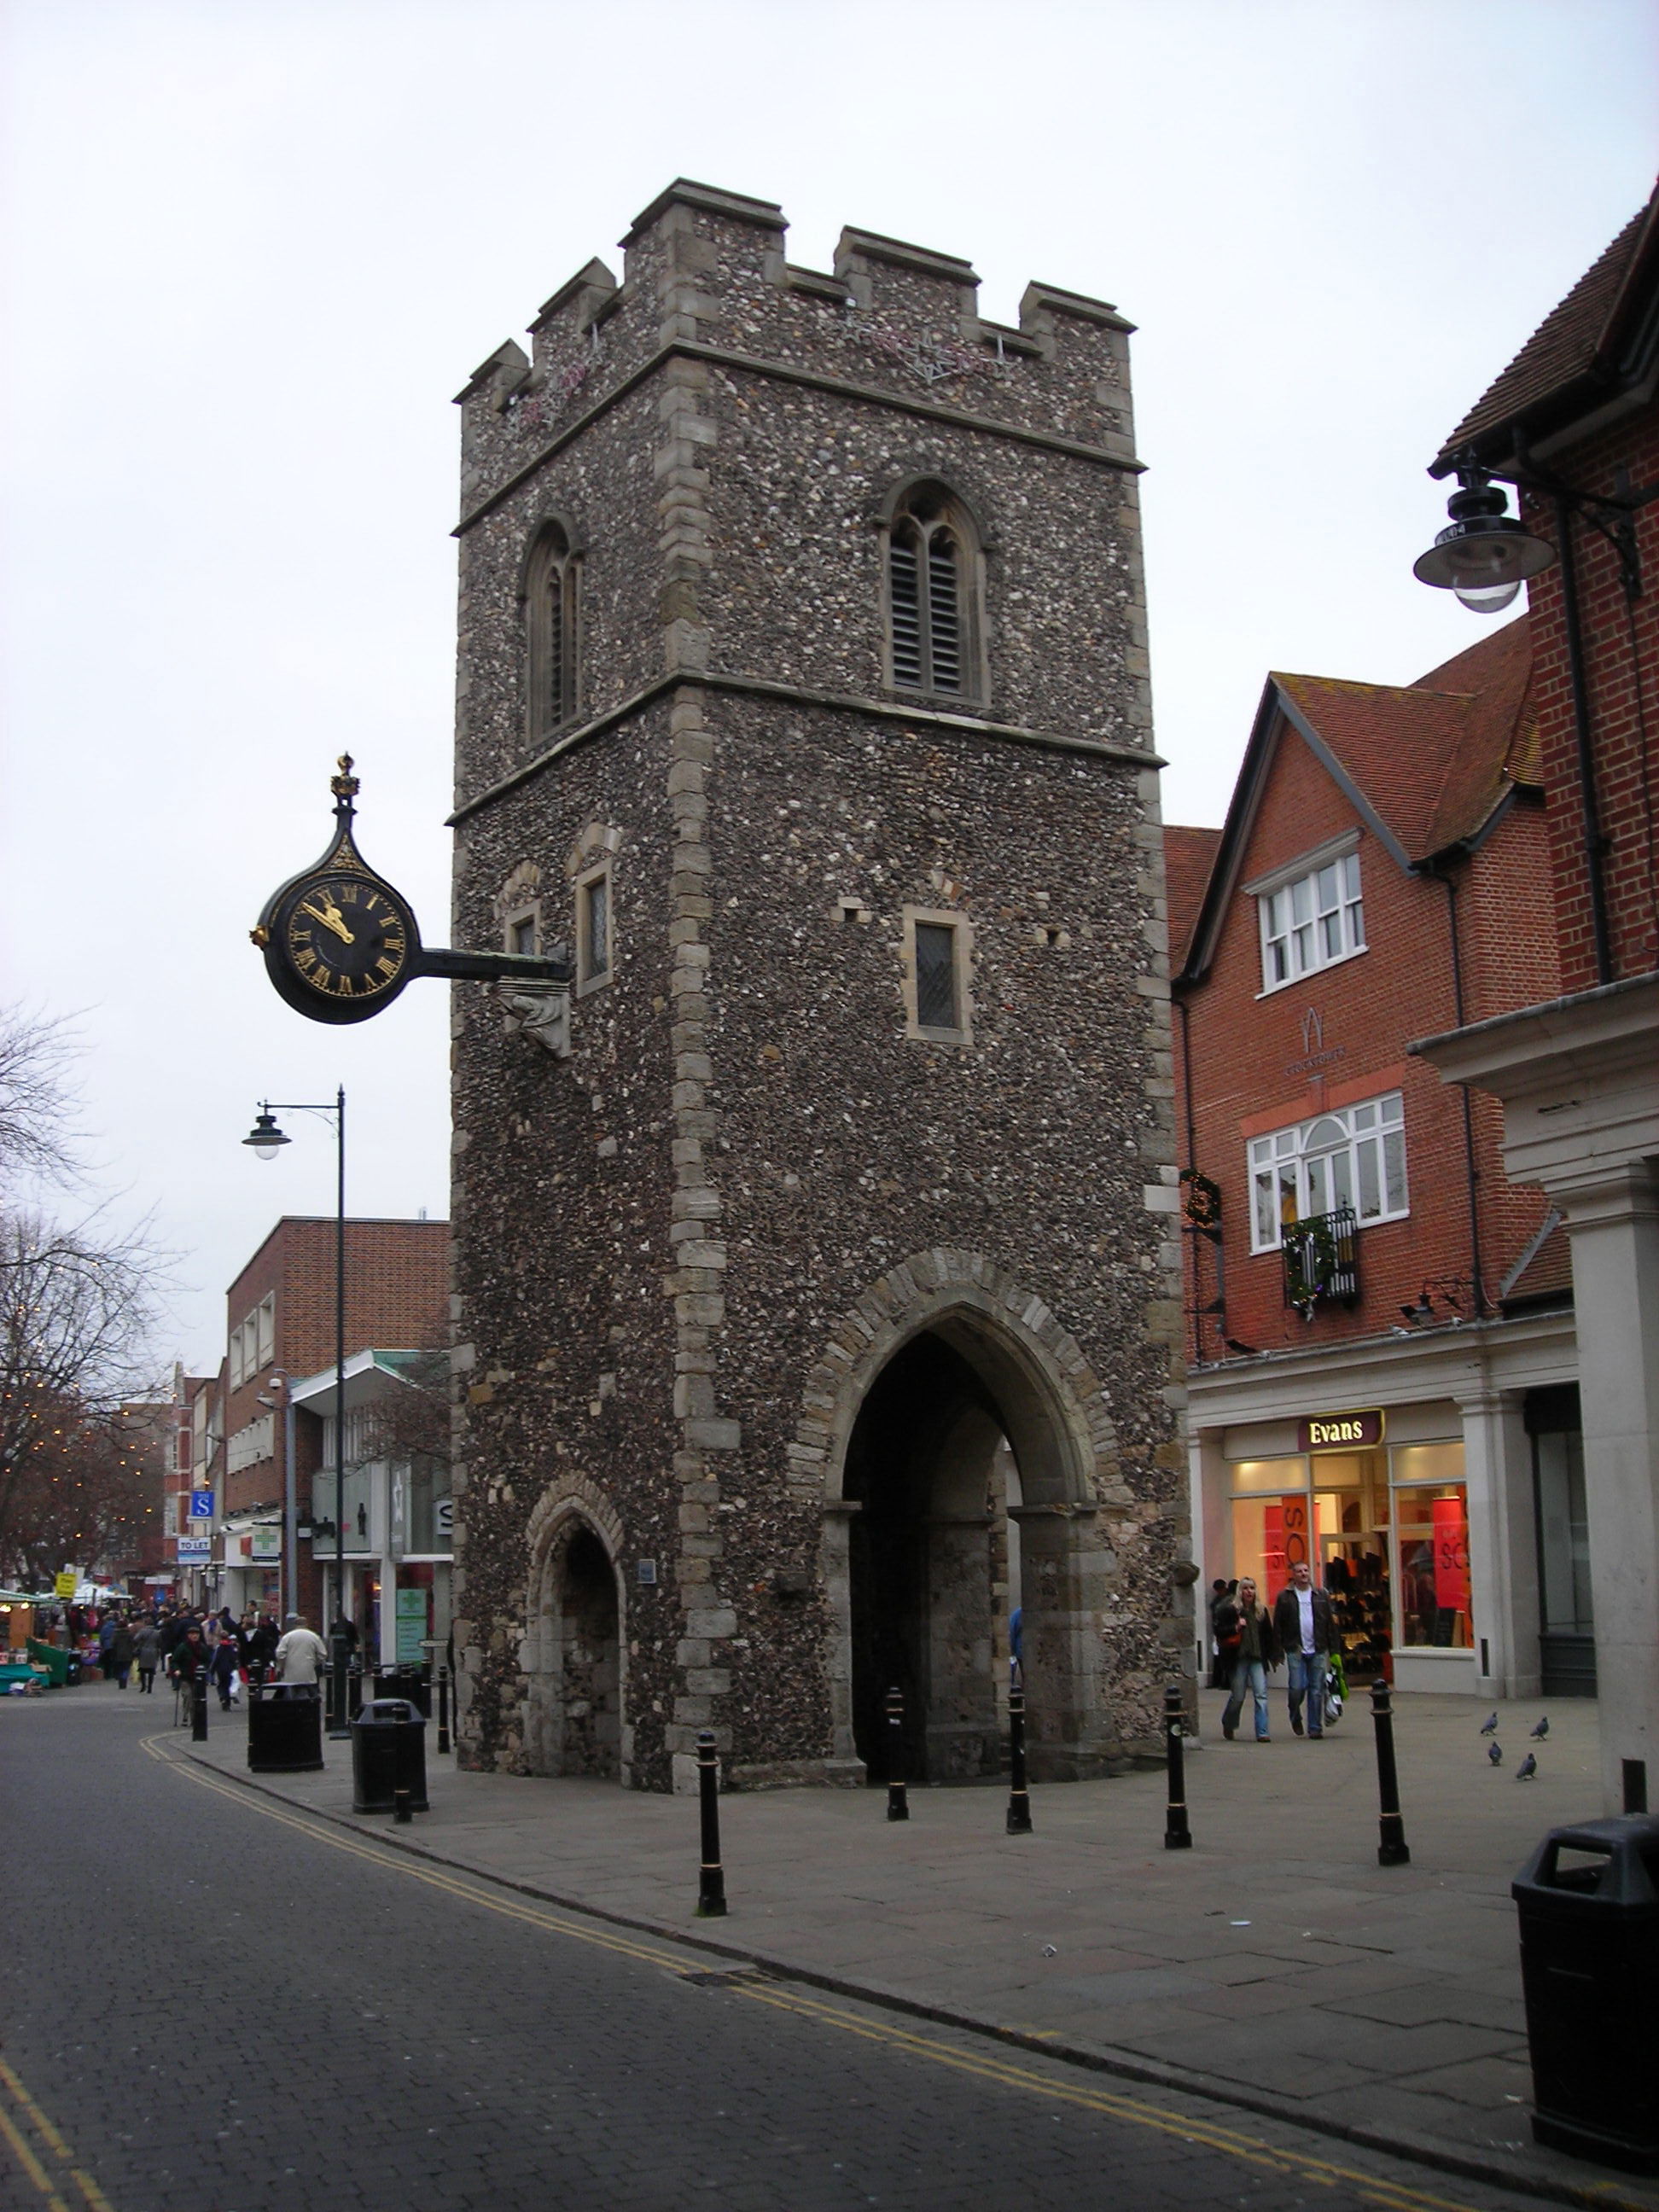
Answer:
[{"xmin": 1219, "ymin": 1576, "xmax": 1281, "ymax": 1743}]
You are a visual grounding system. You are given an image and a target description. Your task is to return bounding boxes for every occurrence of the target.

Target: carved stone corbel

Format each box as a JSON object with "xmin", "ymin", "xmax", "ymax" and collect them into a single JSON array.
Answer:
[{"xmin": 493, "ymin": 979, "xmax": 571, "ymax": 1057}]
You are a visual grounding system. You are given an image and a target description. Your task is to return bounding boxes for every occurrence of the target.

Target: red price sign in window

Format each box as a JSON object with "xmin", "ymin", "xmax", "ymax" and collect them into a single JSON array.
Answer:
[
  {"xmin": 1263, "ymin": 1496, "xmax": 1310, "ymax": 1598},
  {"xmin": 1432, "ymin": 1495, "xmax": 1470, "ymax": 1615}
]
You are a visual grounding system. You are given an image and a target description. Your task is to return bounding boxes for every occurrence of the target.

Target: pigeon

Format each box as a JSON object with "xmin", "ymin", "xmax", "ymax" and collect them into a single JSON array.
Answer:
[
  {"xmin": 1488, "ymin": 1741, "xmax": 1504, "ymax": 1765},
  {"xmin": 1516, "ymin": 1753, "xmax": 1538, "ymax": 1780},
  {"xmin": 1479, "ymin": 1713, "xmax": 1499, "ymax": 1736},
  {"xmin": 1530, "ymin": 1716, "xmax": 1550, "ymax": 1740}
]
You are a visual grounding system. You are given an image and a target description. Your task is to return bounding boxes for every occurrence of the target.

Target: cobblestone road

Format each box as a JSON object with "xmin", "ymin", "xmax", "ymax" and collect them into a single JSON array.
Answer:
[{"xmin": 2, "ymin": 1689, "xmax": 1555, "ymax": 2212}]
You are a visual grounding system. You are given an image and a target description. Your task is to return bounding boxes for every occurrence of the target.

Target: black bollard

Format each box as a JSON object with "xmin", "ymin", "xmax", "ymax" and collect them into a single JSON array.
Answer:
[
  {"xmin": 393, "ymin": 1787, "xmax": 412, "ymax": 1825},
  {"xmin": 1006, "ymin": 1685, "xmax": 1033, "ymax": 1835},
  {"xmin": 1370, "ymin": 1676, "xmax": 1411, "ymax": 1866},
  {"xmin": 885, "ymin": 1685, "xmax": 909, "ymax": 1821},
  {"xmin": 1163, "ymin": 1683, "xmax": 1192, "ymax": 1849},
  {"xmin": 437, "ymin": 1664, "xmax": 451, "ymax": 1755},
  {"xmin": 695, "ymin": 1729, "xmax": 727, "ymax": 1918},
  {"xmin": 191, "ymin": 1674, "xmax": 208, "ymax": 1743}
]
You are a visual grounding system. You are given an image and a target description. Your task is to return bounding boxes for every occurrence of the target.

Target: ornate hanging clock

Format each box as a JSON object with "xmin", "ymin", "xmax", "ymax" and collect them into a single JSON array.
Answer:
[{"xmin": 253, "ymin": 757, "xmax": 569, "ymax": 1027}]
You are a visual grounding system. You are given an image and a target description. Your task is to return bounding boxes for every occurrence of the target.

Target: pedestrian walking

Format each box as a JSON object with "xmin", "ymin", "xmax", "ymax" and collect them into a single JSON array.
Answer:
[
  {"xmin": 169, "ymin": 1624, "xmax": 207, "ymax": 1726},
  {"xmin": 108, "ymin": 1621, "xmax": 136, "ymax": 1690},
  {"xmin": 207, "ymin": 1633, "xmax": 239, "ymax": 1711},
  {"xmin": 1272, "ymin": 1560, "xmax": 1336, "ymax": 1739},
  {"xmin": 1218, "ymin": 1578, "xmax": 1280, "ymax": 1741},
  {"xmin": 134, "ymin": 1619, "xmax": 160, "ymax": 1694},
  {"xmin": 246, "ymin": 1612, "xmax": 278, "ymax": 1687},
  {"xmin": 273, "ymin": 1613, "xmax": 329, "ymax": 1698},
  {"xmin": 1207, "ymin": 1578, "xmax": 1237, "ymax": 1689},
  {"xmin": 96, "ymin": 1614, "xmax": 118, "ymax": 1681}
]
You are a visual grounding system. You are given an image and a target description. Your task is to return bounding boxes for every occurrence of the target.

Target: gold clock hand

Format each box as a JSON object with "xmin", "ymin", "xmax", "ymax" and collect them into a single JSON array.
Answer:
[{"xmin": 300, "ymin": 899, "xmax": 356, "ymax": 947}]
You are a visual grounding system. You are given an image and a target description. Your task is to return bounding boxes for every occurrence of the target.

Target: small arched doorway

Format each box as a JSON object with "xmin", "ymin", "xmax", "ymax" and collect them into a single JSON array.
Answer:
[
  {"xmin": 844, "ymin": 1326, "xmax": 1073, "ymax": 1783},
  {"xmin": 529, "ymin": 1516, "xmax": 623, "ymax": 1779}
]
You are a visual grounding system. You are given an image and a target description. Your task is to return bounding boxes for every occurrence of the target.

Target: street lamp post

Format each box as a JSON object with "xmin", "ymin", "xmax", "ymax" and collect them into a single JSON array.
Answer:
[{"xmin": 243, "ymin": 1089, "xmax": 351, "ymax": 1739}]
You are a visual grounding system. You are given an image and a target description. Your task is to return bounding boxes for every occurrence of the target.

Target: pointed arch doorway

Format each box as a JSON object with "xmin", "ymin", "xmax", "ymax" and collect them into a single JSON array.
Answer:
[
  {"xmin": 836, "ymin": 1305, "xmax": 1106, "ymax": 1784},
  {"xmin": 526, "ymin": 1515, "xmax": 624, "ymax": 1780}
]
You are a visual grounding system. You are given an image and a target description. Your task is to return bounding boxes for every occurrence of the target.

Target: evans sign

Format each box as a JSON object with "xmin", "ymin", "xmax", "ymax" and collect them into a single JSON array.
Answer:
[{"xmin": 1296, "ymin": 1409, "xmax": 1385, "ymax": 1453}]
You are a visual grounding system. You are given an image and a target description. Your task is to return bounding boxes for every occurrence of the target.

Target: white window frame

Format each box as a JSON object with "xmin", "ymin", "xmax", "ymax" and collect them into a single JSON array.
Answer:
[
  {"xmin": 1249, "ymin": 834, "xmax": 1365, "ymax": 994},
  {"xmin": 1249, "ymin": 1091, "xmax": 1407, "ymax": 1252}
]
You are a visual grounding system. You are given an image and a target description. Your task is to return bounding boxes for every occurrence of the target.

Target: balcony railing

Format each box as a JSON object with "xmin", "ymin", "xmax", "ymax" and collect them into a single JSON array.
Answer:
[{"xmin": 1282, "ymin": 1207, "xmax": 1359, "ymax": 1320}]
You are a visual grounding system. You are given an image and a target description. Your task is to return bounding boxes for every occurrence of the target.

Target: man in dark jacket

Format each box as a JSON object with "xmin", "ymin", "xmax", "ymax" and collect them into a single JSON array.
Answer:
[{"xmin": 1272, "ymin": 1561, "xmax": 1336, "ymax": 1738}]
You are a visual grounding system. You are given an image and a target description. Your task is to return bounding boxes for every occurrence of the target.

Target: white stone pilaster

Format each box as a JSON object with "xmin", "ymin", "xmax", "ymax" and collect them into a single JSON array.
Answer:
[{"xmin": 1458, "ymin": 1387, "xmax": 1540, "ymax": 1702}]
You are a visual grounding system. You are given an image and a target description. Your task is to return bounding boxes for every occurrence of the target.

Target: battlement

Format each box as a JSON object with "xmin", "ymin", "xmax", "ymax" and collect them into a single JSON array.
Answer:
[{"xmin": 456, "ymin": 180, "xmax": 1139, "ymax": 520}]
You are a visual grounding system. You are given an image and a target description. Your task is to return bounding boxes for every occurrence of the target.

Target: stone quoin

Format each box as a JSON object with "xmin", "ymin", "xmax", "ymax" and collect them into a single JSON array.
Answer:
[{"xmin": 445, "ymin": 180, "xmax": 1190, "ymax": 1793}]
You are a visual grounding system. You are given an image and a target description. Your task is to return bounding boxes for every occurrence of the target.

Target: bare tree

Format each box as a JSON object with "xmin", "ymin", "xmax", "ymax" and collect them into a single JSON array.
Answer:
[
  {"xmin": 0, "ymin": 1004, "xmax": 86, "ymax": 1191},
  {"xmin": 0, "ymin": 1211, "xmax": 163, "ymax": 1581},
  {"xmin": 354, "ymin": 1349, "xmax": 451, "ymax": 1472}
]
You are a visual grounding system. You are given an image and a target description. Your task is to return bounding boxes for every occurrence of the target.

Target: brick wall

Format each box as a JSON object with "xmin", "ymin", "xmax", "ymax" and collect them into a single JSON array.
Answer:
[
  {"xmin": 1517, "ymin": 407, "xmax": 1659, "ymax": 990},
  {"xmin": 219, "ymin": 1218, "xmax": 448, "ymax": 1519},
  {"xmin": 1173, "ymin": 718, "xmax": 1560, "ymax": 1361}
]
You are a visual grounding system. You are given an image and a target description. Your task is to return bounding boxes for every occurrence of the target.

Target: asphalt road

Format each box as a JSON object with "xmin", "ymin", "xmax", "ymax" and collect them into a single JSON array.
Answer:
[{"xmin": 1, "ymin": 1685, "xmax": 1548, "ymax": 2212}]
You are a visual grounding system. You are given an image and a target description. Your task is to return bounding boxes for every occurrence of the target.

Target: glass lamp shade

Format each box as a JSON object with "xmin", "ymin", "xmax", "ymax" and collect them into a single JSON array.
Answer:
[
  {"xmin": 242, "ymin": 1109, "xmax": 290, "ymax": 1161},
  {"xmin": 1414, "ymin": 480, "xmax": 1555, "ymax": 616}
]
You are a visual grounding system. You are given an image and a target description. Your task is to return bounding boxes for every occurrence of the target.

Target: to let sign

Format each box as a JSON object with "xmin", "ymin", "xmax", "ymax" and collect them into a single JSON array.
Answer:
[{"xmin": 1297, "ymin": 1409, "xmax": 1385, "ymax": 1453}]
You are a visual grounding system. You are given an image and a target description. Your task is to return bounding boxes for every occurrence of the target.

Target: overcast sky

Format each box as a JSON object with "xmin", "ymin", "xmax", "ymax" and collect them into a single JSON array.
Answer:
[{"xmin": 2, "ymin": 0, "xmax": 1653, "ymax": 1377}]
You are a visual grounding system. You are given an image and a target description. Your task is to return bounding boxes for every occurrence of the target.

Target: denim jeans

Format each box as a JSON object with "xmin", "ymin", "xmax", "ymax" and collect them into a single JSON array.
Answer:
[
  {"xmin": 1223, "ymin": 1658, "xmax": 1270, "ymax": 1739},
  {"xmin": 1287, "ymin": 1649, "xmax": 1329, "ymax": 1736}
]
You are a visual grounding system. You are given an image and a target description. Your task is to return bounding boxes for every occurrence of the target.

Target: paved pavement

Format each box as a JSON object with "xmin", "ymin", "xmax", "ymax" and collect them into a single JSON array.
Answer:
[
  {"xmin": 0, "ymin": 1685, "xmax": 1572, "ymax": 2212},
  {"xmin": 140, "ymin": 1675, "xmax": 1657, "ymax": 2210}
]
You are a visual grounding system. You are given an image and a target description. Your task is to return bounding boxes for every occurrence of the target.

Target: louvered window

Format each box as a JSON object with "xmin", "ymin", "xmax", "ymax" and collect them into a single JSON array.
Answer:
[
  {"xmin": 527, "ymin": 525, "xmax": 579, "ymax": 740},
  {"xmin": 889, "ymin": 530, "xmax": 923, "ymax": 687},
  {"xmin": 886, "ymin": 486, "xmax": 974, "ymax": 697},
  {"xmin": 914, "ymin": 923, "xmax": 958, "ymax": 1028},
  {"xmin": 926, "ymin": 535, "xmax": 961, "ymax": 691}
]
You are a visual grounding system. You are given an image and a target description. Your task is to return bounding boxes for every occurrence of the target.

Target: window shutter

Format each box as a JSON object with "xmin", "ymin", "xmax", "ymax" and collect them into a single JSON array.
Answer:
[
  {"xmin": 890, "ymin": 535, "xmax": 922, "ymax": 687},
  {"xmin": 544, "ymin": 564, "xmax": 565, "ymax": 728},
  {"xmin": 926, "ymin": 533, "xmax": 961, "ymax": 692},
  {"xmin": 914, "ymin": 923, "xmax": 958, "ymax": 1029}
]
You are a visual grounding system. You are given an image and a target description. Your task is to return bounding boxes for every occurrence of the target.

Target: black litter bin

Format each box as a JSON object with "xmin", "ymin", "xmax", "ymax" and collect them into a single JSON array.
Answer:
[
  {"xmin": 350, "ymin": 1697, "xmax": 428, "ymax": 1814},
  {"xmin": 1512, "ymin": 1813, "xmax": 1659, "ymax": 2172},
  {"xmin": 247, "ymin": 1685, "xmax": 324, "ymax": 1773},
  {"xmin": 372, "ymin": 1666, "xmax": 431, "ymax": 1718}
]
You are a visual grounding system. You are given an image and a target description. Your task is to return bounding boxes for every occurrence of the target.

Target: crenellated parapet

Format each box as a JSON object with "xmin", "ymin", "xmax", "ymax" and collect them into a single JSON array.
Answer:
[{"xmin": 455, "ymin": 178, "xmax": 1139, "ymax": 527}]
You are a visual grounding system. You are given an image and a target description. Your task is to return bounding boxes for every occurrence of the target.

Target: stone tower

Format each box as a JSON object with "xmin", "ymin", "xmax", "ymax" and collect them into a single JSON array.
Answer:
[{"xmin": 447, "ymin": 180, "xmax": 1190, "ymax": 1792}]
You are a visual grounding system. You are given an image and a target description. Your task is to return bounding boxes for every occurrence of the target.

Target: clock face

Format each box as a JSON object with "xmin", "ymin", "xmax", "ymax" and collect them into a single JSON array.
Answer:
[{"xmin": 280, "ymin": 873, "xmax": 411, "ymax": 1009}]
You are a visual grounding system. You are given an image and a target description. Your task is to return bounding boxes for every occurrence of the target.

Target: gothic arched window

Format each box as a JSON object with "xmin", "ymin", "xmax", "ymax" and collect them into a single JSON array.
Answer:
[
  {"xmin": 883, "ymin": 483, "xmax": 981, "ymax": 700},
  {"xmin": 525, "ymin": 521, "xmax": 580, "ymax": 739}
]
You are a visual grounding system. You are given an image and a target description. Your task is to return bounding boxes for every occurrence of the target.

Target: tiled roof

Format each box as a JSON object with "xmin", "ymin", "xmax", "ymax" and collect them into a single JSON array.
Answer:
[
  {"xmin": 1435, "ymin": 188, "xmax": 1658, "ymax": 463},
  {"xmin": 1500, "ymin": 1218, "xmax": 1573, "ymax": 1311},
  {"xmin": 1162, "ymin": 826, "xmax": 1222, "ymax": 972},
  {"xmin": 1274, "ymin": 614, "xmax": 1535, "ymax": 864}
]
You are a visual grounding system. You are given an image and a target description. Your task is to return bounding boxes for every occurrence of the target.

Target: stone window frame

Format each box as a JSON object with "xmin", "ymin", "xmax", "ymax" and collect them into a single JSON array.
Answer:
[
  {"xmin": 900, "ymin": 905, "xmax": 973, "ymax": 1046},
  {"xmin": 521, "ymin": 515, "xmax": 584, "ymax": 744},
  {"xmin": 503, "ymin": 899, "xmax": 543, "ymax": 959},
  {"xmin": 574, "ymin": 863, "xmax": 613, "ymax": 995},
  {"xmin": 878, "ymin": 477, "xmax": 988, "ymax": 705}
]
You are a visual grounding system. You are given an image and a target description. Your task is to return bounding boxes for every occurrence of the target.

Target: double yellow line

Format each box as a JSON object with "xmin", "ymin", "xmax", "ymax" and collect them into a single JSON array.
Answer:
[
  {"xmin": 0, "ymin": 2058, "xmax": 113, "ymax": 2212},
  {"xmin": 133, "ymin": 1733, "xmax": 1565, "ymax": 2212}
]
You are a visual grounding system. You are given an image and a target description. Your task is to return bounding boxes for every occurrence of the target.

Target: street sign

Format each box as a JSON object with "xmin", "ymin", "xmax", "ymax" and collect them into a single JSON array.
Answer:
[
  {"xmin": 54, "ymin": 1571, "xmax": 76, "ymax": 1600},
  {"xmin": 394, "ymin": 1588, "xmax": 428, "ymax": 1663},
  {"xmin": 250, "ymin": 1525, "xmax": 281, "ymax": 1563},
  {"xmin": 188, "ymin": 1490, "xmax": 215, "ymax": 1520}
]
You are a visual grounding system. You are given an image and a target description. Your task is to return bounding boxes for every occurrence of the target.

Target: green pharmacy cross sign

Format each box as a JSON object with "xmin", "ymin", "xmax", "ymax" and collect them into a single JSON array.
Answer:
[{"xmin": 251, "ymin": 758, "xmax": 569, "ymax": 1025}]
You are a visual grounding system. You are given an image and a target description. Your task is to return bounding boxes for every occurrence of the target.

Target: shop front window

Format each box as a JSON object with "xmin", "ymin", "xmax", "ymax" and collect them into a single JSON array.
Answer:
[
  {"xmin": 1534, "ymin": 1429, "xmax": 1592, "ymax": 1636},
  {"xmin": 1393, "ymin": 1476, "xmax": 1470, "ymax": 1649},
  {"xmin": 1228, "ymin": 1458, "xmax": 1307, "ymax": 1604}
]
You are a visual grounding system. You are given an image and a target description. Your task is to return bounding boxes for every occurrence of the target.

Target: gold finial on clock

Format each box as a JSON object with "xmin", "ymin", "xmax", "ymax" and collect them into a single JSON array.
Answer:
[{"xmin": 331, "ymin": 754, "xmax": 360, "ymax": 801}]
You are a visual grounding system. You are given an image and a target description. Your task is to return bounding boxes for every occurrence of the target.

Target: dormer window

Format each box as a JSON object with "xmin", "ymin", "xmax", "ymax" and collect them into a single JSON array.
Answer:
[
  {"xmin": 1250, "ymin": 836, "xmax": 1365, "ymax": 992},
  {"xmin": 884, "ymin": 482, "xmax": 981, "ymax": 700}
]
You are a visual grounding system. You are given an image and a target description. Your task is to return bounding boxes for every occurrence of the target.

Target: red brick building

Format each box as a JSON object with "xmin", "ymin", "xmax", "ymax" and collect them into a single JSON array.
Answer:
[
  {"xmin": 1169, "ymin": 613, "xmax": 1577, "ymax": 1700},
  {"xmin": 1414, "ymin": 184, "xmax": 1659, "ymax": 1810},
  {"xmin": 210, "ymin": 1217, "xmax": 448, "ymax": 1627}
]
